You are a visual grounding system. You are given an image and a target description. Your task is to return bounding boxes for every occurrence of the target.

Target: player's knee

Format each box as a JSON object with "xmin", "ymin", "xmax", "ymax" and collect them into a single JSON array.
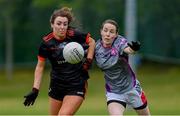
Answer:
[{"xmin": 58, "ymin": 109, "xmax": 74, "ymax": 115}]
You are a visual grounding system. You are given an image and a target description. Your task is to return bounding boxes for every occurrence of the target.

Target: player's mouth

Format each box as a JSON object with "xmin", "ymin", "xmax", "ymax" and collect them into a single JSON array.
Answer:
[
  {"xmin": 58, "ymin": 31, "xmax": 66, "ymax": 35},
  {"xmin": 104, "ymin": 38, "xmax": 111, "ymax": 41}
]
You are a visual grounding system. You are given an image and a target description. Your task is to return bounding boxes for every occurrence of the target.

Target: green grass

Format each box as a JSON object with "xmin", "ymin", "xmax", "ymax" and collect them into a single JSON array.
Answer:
[{"xmin": 0, "ymin": 62, "xmax": 180, "ymax": 115}]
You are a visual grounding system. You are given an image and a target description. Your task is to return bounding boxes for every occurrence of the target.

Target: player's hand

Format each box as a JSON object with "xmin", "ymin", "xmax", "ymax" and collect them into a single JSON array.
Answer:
[
  {"xmin": 83, "ymin": 58, "xmax": 93, "ymax": 71},
  {"xmin": 23, "ymin": 88, "xmax": 39, "ymax": 106},
  {"xmin": 82, "ymin": 44, "xmax": 89, "ymax": 50},
  {"xmin": 127, "ymin": 41, "xmax": 141, "ymax": 51},
  {"xmin": 82, "ymin": 44, "xmax": 89, "ymax": 57}
]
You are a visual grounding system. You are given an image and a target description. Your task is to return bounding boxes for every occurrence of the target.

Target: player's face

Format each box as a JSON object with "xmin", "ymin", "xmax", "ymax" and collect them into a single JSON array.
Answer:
[
  {"xmin": 101, "ymin": 23, "xmax": 118, "ymax": 46},
  {"xmin": 51, "ymin": 16, "xmax": 69, "ymax": 39}
]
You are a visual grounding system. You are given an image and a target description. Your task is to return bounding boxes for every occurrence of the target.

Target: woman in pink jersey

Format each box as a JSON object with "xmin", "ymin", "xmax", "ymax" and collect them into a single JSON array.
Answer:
[{"xmin": 95, "ymin": 19, "xmax": 150, "ymax": 115}]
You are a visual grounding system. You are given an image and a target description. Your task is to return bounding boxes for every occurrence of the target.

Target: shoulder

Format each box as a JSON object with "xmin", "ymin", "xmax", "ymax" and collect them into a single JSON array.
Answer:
[
  {"xmin": 42, "ymin": 32, "xmax": 54, "ymax": 42},
  {"xmin": 116, "ymin": 35, "xmax": 127, "ymax": 41},
  {"xmin": 67, "ymin": 27, "xmax": 90, "ymax": 43},
  {"xmin": 113, "ymin": 35, "xmax": 127, "ymax": 46},
  {"xmin": 67, "ymin": 27, "xmax": 89, "ymax": 37},
  {"xmin": 95, "ymin": 39, "xmax": 103, "ymax": 53},
  {"xmin": 67, "ymin": 27, "xmax": 76, "ymax": 37},
  {"xmin": 118, "ymin": 35, "xmax": 127, "ymax": 43},
  {"xmin": 95, "ymin": 39, "xmax": 101, "ymax": 47},
  {"xmin": 39, "ymin": 32, "xmax": 56, "ymax": 49}
]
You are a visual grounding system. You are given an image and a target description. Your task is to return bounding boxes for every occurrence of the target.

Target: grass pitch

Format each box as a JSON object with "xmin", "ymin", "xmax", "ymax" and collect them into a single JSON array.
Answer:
[{"xmin": 0, "ymin": 62, "xmax": 180, "ymax": 115}]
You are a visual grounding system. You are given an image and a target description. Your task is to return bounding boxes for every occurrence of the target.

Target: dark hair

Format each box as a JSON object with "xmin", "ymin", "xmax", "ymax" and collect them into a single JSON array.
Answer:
[
  {"xmin": 101, "ymin": 19, "xmax": 119, "ymax": 33},
  {"xmin": 50, "ymin": 7, "xmax": 74, "ymax": 24}
]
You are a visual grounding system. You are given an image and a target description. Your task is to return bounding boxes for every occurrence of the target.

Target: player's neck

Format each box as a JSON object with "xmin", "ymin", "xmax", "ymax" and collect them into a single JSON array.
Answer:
[
  {"xmin": 53, "ymin": 33, "xmax": 66, "ymax": 41},
  {"xmin": 103, "ymin": 42, "xmax": 112, "ymax": 48}
]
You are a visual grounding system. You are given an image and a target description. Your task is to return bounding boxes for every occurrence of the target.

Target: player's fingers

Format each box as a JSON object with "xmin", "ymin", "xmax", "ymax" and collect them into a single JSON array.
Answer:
[
  {"xmin": 132, "ymin": 41, "xmax": 136, "ymax": 45},
  {"xmin": 31, "ymin": 100, "xmax": 35, "ymax": 105},
  {"xmin": 24, "ymin": 98, "xmax": 30, "ymax": 106},
  {"xmin": 127, "ymin": 43, "xmax": 132, "ymax": 47},
  {"xmin": 25, "ymin": 99, "xmax": 32, "ymax": 106},
  {"xmin": 24, "ymin": 101, "xmax": 28, "ymax": 106},
  {"xmin": 27, "ymin": 101, "xmax": 31, "ymax": 106},
  {"xmin": 83, "ymin": 45, "xmax": 89, "ymax": 50}
]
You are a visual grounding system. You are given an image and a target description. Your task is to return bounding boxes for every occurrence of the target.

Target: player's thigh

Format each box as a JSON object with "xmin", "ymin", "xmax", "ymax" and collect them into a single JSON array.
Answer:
[
  {"xmin": 108, "ymin": 102, "xmax": 126, "ymax": 115},
  {"xmin": 49, "ymin": 97, "xmax": 62, "ymax": 115},
  {"xmin": 135, "ymin": 106, "xmax": 151, "ymax": 115},
  {"xmin": 106, "ymin": 92, "xmax": 126, "ymax": 115},
  {"xmin": 59, "ymin": 95, "xmax": 84, "ymax": 115}
]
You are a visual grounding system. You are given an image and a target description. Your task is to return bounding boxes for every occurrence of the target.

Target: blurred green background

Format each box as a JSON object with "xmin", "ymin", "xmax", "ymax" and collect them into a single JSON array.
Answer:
[{"xmin": 0, "ymin": 0, "xmax": 180, "ymax": 115}]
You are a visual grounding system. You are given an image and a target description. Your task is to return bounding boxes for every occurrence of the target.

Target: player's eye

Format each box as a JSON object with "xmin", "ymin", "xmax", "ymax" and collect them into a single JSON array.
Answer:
[
  {"xmin": 56, "ymin": 22, "xmax": 61, "ymax": 26},
  {"xmin": 110, "ymin": 30, "xmax": 116, "ymax": 34},
  {"xmin": 63, "ymin": 22, "xmax": 68, "ymax": 27},
  {"xmin": 103, "ymin": 28, "xmax": 108, "ymax": 32}
]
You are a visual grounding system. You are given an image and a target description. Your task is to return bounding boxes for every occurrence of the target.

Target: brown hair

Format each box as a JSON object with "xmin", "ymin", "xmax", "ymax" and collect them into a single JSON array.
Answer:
[
  {"xmin": 101, "ymin": 19, "xmax": 119, "ymax": 33},
  {"xmin": 50, "ymin": 7, "xmax": 74, "ymax": 24}
]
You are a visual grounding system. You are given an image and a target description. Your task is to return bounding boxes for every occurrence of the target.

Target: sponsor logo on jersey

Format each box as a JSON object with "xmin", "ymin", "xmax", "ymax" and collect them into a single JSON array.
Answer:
[
  {"xmin": 77, "ymin": 91, "xmax": 84, "ymax": 95},
  {"xmin": 111, "ymin": 48, "xmax": 118, "ymax": 56},
  {"xmin": 57, "ymin": 60, "xmax": 67, "ymax": 64}
]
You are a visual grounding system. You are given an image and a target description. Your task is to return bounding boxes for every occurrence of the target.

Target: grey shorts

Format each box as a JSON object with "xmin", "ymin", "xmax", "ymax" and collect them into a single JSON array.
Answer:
[{"xmin": 106, "ymin": 88, "xmax": 147, "ymax": 109}]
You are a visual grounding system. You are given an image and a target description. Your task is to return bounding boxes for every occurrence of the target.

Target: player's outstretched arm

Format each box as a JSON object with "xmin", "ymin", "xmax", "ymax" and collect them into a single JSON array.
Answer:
[
  {"xmin": 23, "ymin": 60, "xmax": 45, "ymax": 106},
  {"xmin": 86, "ymin": 37, "xmax": 95, "ymax": 60},
  {"xmin": 33, "ymin": 60, "xmax": 45, "ymax": 89},
  {"xmin": 83, "ymin": 37, "xmax": 95, "ymax": 70}
]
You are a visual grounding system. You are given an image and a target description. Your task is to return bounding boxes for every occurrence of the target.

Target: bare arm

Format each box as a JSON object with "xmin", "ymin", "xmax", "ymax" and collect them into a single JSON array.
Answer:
[
  {"xmin": 123, "ymin": 46, "xmax": 136, "ymax": 54},
  {"xmin": 33, "ymin": 60, "xmax": 45, "ymax": 90},
  {"xmin": 86, "ymin": 37, "xmax": 95, "ymax": 59},
  {"xmin": 82, "ymin": 37, "xmax": 95, "ymax": 71}
]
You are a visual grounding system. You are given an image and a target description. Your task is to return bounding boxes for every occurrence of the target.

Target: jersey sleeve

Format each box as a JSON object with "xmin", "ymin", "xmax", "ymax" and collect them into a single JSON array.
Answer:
[
  {"xmin": 118, "ymin": 36, "xmax": 128, "ymax": 55},
  {"xmin": 38, "ymin": 42, "xmax": 48, "ymax": 61}
]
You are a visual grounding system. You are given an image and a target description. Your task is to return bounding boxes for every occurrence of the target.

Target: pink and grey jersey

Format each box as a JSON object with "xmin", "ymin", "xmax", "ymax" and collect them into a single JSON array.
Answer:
[{"xmin": 95, "ymin": 35, "xmax": 141, "ymax": 94}]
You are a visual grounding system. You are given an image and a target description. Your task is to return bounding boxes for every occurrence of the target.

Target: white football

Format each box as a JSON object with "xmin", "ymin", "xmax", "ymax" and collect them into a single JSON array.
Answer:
[{"xmin": 63, "ymin": 42, "xmax": 84, "ymax": 64}]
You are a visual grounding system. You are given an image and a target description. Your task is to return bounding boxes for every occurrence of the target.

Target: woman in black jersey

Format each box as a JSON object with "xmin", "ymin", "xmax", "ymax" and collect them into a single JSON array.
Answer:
[{"xmin": 23, "ymin": 7, "xmax": 95, "ymax": 115}]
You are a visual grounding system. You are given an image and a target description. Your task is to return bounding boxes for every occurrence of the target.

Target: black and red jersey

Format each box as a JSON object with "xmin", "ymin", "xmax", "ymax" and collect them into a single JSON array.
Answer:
[{"xmin": 38, "ymin": 28, "xmax": 90, "ymax": 88}]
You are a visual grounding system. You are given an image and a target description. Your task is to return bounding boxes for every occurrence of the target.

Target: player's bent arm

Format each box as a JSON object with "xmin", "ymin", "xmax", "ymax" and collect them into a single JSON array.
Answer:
[
  {"xmin": 123, "ymin": 47, "xmax": 136, "ymax": 54},
  {"xmin": 33, "ymin": 60, "xmax": 45, "ymax": 90},
  {"xmin": 87, "ymin": 37, "xmax": 95, "ymax": 59}
]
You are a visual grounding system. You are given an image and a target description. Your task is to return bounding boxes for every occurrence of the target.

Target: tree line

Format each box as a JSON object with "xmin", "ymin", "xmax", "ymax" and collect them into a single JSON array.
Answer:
[{"xmin": 0, "ymin": 0, "xmax": 180, "ymax": 66}]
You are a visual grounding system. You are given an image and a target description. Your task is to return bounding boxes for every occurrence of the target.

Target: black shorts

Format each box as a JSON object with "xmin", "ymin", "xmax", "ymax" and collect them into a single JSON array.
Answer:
[{"xmin": 48, "ymin": 79, "xmax": 87, "ymax": 101}]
